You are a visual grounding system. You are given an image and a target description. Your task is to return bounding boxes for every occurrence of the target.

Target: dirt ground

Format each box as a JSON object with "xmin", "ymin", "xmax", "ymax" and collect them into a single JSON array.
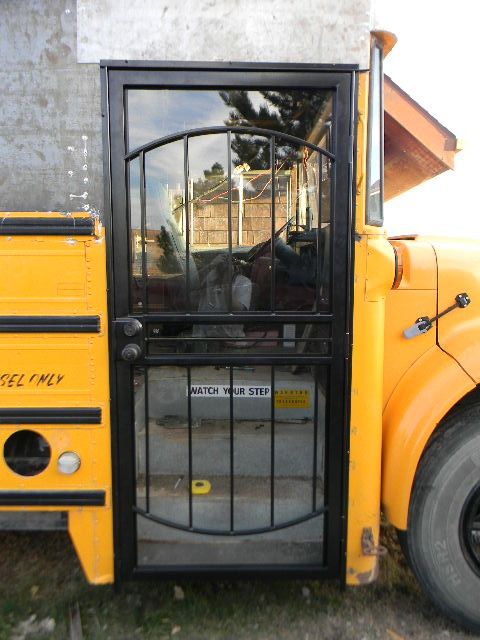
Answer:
[{"xmin": 0, "ymin": 527, "xmax": 477, "ymax": 640}]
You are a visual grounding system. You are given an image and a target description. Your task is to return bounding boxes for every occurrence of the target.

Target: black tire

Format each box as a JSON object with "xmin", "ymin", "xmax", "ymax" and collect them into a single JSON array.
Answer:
[
  {"xmin": 395, "ymin": 527, "xmax": 412, "ymax": 568},
  {"xmin": 406, "ymin": 403, "xmax": 480, "ymax": 633}
]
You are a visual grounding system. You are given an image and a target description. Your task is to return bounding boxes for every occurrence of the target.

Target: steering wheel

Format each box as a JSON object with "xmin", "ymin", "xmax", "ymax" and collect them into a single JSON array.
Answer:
[{"xmin": 245, "ymin": 216, "xmax": 296, "ymax": 263}]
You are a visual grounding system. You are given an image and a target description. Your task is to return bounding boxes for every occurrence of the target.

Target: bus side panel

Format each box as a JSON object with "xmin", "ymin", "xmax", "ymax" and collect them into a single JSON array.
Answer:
[{"xmin": 0, "ymin": 214, "xmax": 113, "ymax": 584}]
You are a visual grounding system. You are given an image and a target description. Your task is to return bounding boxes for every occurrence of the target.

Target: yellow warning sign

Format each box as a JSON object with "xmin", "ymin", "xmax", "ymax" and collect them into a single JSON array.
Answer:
[{"xmin": 274, "ymin": 389, "xmax": 310, "ymax": 409}]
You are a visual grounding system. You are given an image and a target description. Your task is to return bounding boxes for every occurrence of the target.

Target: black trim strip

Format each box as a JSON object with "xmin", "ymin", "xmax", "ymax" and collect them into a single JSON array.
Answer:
[
  {"xmin": 0, "ymin": 316, "xmax": 100, "ymax": 333},
  {"xmin": 101, "ymin": 60, "xmax": 359, "ymax": 71},
  {"xmin": 0, "ymin": 408, "xmax": 102, "ymax": 425},
  {"xmin": 132, "ymin": 563, "xmax": 333, "ymax": 580},
  {"xmin": 0, "ymin": 217, "xmax": 95, "ymax": 236},
  {"xmin": 0, "ymin": 491, "xmax": 105, "ymax": 507}
]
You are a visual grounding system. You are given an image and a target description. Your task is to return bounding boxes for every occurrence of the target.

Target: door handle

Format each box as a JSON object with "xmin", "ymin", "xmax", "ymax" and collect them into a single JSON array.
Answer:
[{"xmin": 121, "ymin": 343, "xmax": 142, "ymax": 362}]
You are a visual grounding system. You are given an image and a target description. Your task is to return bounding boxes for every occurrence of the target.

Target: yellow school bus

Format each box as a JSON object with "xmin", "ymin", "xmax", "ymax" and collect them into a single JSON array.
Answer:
[{"xmin": 1, "ymin": 27, "xmax": 479, "ymax": 633}]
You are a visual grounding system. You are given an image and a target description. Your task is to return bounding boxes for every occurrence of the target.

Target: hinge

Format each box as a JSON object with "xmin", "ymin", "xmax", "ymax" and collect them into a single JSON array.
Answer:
[
  {"xmin": 361, "ymin": 527, "xmax": 387, "ymax": 557},
  {"xmin": 345, "ymin": 332, "xmax": 351, "ymax": 359}
]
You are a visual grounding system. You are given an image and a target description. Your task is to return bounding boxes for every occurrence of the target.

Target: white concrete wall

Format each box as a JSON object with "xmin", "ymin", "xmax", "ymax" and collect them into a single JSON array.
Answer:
[
  {"xmin": 78, "ymin": 0, "xmax": 373, "ymax": 66},
  {"xmin": 0, "ymin": 0, "xmax": 377, "ymax": 214},
  {"xmin": 0, "ymin": 0, "xmax": 103, "ymax": 214}
]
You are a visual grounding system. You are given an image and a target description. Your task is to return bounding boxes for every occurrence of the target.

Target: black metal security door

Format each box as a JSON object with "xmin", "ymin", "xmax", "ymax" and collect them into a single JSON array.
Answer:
[{"xmin": 102, "ymin": 63, "xmax": 355, "ymax": 580}]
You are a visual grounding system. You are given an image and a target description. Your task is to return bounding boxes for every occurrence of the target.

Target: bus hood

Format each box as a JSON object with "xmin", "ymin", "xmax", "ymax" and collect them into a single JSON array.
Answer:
[{"xmin": 431, "ymin": 237, "xmax": 480, "ymax": 384}]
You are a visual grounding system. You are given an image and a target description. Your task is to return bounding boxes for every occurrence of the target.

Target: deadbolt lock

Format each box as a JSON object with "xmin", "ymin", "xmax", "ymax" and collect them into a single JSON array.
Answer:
[{"xmin": 123, "ymin": 318, "xmax": 143, "ymax": 337}]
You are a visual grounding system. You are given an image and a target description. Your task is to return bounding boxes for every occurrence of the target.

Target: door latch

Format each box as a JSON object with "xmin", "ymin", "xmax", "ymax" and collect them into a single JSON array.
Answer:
[{"xmin": 404, "ymin": 292, "xmax": 471, "ymax": 339}]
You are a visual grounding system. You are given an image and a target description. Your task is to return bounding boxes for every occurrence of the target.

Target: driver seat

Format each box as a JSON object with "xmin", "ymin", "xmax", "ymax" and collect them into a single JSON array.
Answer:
[{"xmin": 250, "ymin": 256, "xmax": 272, "ymax": 311}]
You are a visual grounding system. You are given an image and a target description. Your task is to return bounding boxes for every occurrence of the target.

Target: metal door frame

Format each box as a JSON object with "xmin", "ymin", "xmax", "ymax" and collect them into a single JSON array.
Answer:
[{"xmin": 101, "ymin": 61, "xmax": 356, "ymax": 581}]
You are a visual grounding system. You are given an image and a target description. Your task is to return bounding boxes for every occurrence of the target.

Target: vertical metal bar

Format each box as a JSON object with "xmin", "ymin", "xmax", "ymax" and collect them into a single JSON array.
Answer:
[
  {"xmin": 183, "ymin": 136, "xmax": 191, "ymax": 310},
  {"xmin": 229, "ymin": 366, "xmax": 234, "ymax": 532},
  {"xmin": 295, "ymin": 161, "xmax": 300, "ymax": 229},
  {"xmin": 238, "ymin": 173, "xmax": 243, "ymax": 246},
  {"xmin": 270, "ymin": 365, "xmax": 275, "ymax": 527},
  {"xmin": 286, "ymin": 175, "xmax": 290, "ymax": 219},
  {"xmin": 299, "ymin": 166, "xmax": 305, "ymax": 226},
  {"xmin": 270, "ymin": 137, "xmax": 276, "ymax": 312},
  {"xmin": 323, "ymin": 370, "xmax": 331, "ymax": 567},
  {"xmin": 125, "ymin": 159, "xmax": 135, "ymax": 311},
  {"xmin": 187, "ymin": 366, "xmax": 193, "ymax": 528},
  {"xmin": 312, "ymin": 365, "xmax": 319, "ymax": 511},
  {"xmin": 139, "ymin": 151, "xmax": 147, "ymax": 312},
  {"xmin": 189, "ymin": 178, "xmax": 194, "ymax": 246},
  {"xmin": 329, "ymin": 157, "xmax": 336, "ymax": 310},
  {"xmin": 227, "ymin": 131, "xmax": 233, "ymax": 312},
  {"xmin": 144, "ymin": 366, "xmax": 150, "ymax": 513},
  {"xmin": 182, "ymin": 185, "xmax": 186, "ymax": 230},
  {"xmin": 316, "ymin": 153, "xmax": 323, "ymax": 310},
  {"xmin": 124, "ymin": 88, "xmax": 133, "ymax": 313}
]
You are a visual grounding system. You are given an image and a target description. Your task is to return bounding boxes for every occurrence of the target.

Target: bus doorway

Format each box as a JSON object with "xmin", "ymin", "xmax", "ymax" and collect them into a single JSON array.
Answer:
[{"xmin": 103, "ymin": 64, "xmax": 354, "ymax": 579}]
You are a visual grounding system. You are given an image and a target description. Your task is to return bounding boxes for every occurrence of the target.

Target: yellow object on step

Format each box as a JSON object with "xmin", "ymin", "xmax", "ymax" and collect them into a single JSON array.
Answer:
[{"xmin": 191, "ymin": 480, "xmax": 212, "ymax": 495}]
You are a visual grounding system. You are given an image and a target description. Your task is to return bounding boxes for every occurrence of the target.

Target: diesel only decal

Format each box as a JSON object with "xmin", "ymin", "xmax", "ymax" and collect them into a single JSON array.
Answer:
[{"xmin": 0, "ymin": 373, "xmax": 65, "ymax": 388}]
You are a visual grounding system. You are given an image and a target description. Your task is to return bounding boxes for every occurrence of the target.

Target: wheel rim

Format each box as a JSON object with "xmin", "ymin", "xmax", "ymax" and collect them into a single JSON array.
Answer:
[{"xmin": 461, "ymin": 483, "xmax": 480, "ymax": 575}]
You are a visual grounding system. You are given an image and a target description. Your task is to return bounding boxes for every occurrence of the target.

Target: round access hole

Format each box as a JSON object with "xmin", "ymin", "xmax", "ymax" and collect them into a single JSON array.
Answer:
[{"xmin": 3, "ymin": 430, "xmax": 51, "ymax": 476}]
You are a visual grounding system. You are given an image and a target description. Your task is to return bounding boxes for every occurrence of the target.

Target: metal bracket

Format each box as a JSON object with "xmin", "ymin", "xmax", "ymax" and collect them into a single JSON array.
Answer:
[
  {"xmin": 404, "ymin": 292, "xmax": 471, "ymax": 339},
  {"xmin": 403, "ymin": 315, "xmax": 432, "ymax": 339},
  {"xmin": 361, "ymin": 527, "xmax": 387, "ymax": 557}
]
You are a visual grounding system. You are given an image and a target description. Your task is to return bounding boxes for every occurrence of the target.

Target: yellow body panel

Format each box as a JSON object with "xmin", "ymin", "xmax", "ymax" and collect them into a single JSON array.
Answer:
[
  {"xmin": 435, "ymin": 238, "xmax": 480, "ymax": 382},
  {"xmin": 382, "ymin": 240, "xmax": 437, "ymax": 405},
  {"xmin": 0, "ymin": 213, "xmax": 113, "ymax": 584},
  {"xmin": 381, "ymin": 236, "xmax": 480, "ymax": 530},
  {"xmin": 346, "ymin": 72, "xmax": 396, "ymax": 584},
  {"xmin": 382, "ymin": 345, "xmax": 474, "ymax": 529},
  {"xmin": 390, "ymin": 239, "xmax": 437, "ymax": 290}
]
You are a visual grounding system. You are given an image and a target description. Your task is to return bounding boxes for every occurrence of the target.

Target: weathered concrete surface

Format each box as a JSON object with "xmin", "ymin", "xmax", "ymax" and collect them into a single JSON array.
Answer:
[
  {"xmin": 0, "ymin": 0, "xmax": 103, "ymax": 213},
  {"xmin": 0, "ymin": 0, "xmax": 377, "ymax": 215},
  {"xmin": 77, "ymin": 0, "xmax": 372, "ymax": 66}
]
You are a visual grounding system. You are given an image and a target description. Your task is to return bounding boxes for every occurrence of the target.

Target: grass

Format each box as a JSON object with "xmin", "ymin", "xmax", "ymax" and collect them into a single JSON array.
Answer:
[{"xmin": 0, "ymin": 526, "xmax": 475, "ymax": 639}]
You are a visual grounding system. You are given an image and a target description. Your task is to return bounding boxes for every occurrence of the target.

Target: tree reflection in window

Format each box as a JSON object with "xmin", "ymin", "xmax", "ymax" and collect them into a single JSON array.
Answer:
[{"xmin": 219, "ymin": 90, "xmax": 329, "ymax": 169}]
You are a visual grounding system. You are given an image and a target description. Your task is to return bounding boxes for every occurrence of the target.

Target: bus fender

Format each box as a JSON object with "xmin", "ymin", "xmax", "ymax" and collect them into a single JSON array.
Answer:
[{"xmin": 381, "ymin": 345, "xmax": 475, "ymax": 530}]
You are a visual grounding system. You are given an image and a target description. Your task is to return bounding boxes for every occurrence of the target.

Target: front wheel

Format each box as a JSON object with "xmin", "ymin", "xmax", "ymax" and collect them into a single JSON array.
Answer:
[{"xmin": 405, "ymin": 404, "xmax": 480, "ymax": 633}]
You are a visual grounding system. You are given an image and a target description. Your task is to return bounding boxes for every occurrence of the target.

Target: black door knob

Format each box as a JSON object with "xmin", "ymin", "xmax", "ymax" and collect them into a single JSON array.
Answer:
[
  {"xmin": 121, "ymin": 343, "xmax": 142, "ymax": 361},
  {"xmin": 123, "ymin": 319, "xmax": 143, "ymax": 337}
]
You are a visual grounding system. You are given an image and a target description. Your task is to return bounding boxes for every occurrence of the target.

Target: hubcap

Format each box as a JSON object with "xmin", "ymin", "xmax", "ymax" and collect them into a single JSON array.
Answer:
[{"xmin": 461, "ymin": 484, "xmax": 480, "ymax": 574}]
